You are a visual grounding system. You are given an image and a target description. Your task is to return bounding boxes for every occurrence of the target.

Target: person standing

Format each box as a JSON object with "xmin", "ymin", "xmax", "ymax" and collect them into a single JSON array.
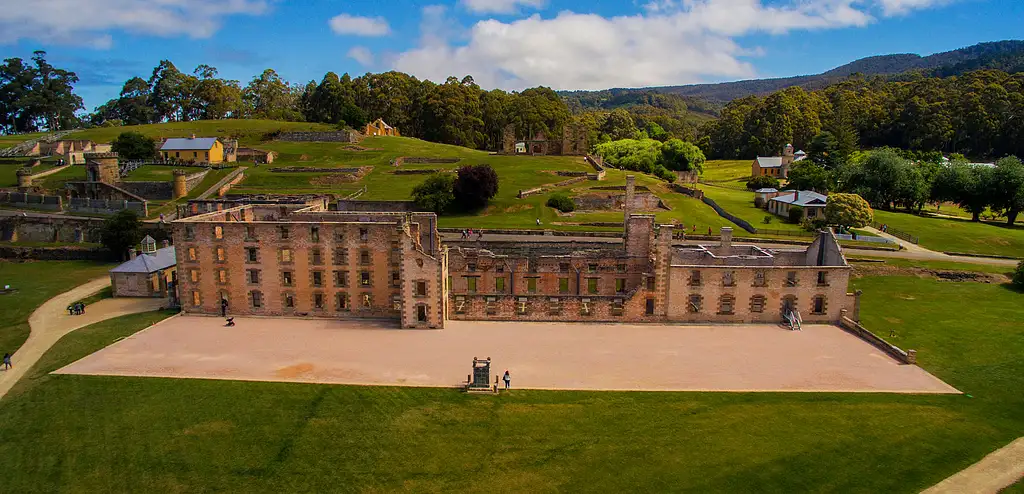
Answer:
[
  {"xmin": 503, "ymin": 370, "xmax": 511, "ymax": 389},
  {"xmin": 221, "ymin": 298, "xmax": 228, "ymax": 317},
  {"xmin": 3, "ymin": 353, "xmax": 11, "ymax": 370}
]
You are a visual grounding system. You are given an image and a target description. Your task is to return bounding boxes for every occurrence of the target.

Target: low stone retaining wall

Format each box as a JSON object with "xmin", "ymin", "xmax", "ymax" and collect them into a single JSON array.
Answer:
[
  {"xmin": 393, "ymin": 157, "xmax": 460, "ymax": 167},
  {"xmin": 393, "ymin": 169, "xmax": 449, "ymax": 175},
  {"xmin": 0, "ymin": 245, "xmax": 110, "ymax": 261},
  {"xmin": 336, "ymin": 199, "xmax": 416, "ymax": 212},
  {"xmin": 270, "ymin": 167, "xmax": 366, "ymax": 173},
  {"xmin": 119, "ymin": 181, "xmax": 174, "ymax": 200},
  {"xmin": 0, "ymin": 191, "xmax": 62, "ymax": 211},
  {"xmin": 839, "ymin": 312, "xmax": 916, "ymax": 364},
  {"xmin": 671, "ymin": 184, "xmax": 705, "ymax": 200},
  {"xmin": 518, "ymin": 176, "xmax": 588, "ymax": 198},
  {"xmin": 276, "ymin": 131, "xmax": 359, "ymax": 143},
  {"xmin": 68, "ymin": 197, "xmax": 148, "ymax": 216},
  {"xmin": 942, "ymin": 251, "xmax": 1022, "ymax": 261}
]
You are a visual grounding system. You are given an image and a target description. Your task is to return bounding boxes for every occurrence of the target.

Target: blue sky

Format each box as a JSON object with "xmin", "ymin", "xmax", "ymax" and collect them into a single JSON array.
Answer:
[{"xmin": 1, "ymin": 0, "xmax": 1021, "ymax": 111}]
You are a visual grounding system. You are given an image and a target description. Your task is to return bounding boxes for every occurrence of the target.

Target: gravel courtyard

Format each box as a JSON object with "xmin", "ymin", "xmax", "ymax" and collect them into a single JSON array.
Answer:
[{"xmin": 55, "ymin": 315, "xmax": 958, "ymax": 393}]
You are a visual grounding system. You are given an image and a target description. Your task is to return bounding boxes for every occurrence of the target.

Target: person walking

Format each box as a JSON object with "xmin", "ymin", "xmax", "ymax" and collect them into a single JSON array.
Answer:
[
  {"xmin": 3, "ymin": 353, "xmax": 11, "ymax": 370},
  {"xmin": 477, "ymin": 230, "xmax": 483, "ymax": 240},
  {"xmin": 67, "ymin": 305, "xmax": 74, "ymax": 316},
  {"xmin": 536, "ymin": 218, "xmax": 542, "ymax": 226},
  {"xmin": 503, "ymin": 370, "xmax": 511, "ymax": 390},
  {"xmin": 79, "ymin": 302, "xmax": 86, "ymax": 315}
]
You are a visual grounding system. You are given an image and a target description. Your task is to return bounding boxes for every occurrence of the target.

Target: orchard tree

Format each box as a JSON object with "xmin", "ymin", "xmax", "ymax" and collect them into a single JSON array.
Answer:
[
  {"xmin": 453, "ymin": 164, "xmax": 499, "ymax": 211},
  {"xmin": 991, "ymin": 156, "xmax": 1024, "ymax": 225},
  {"xmin": 785, "ymin": 162, "xmax": 832, "ymax": 192},
  {"xmin": 101, "ymin": 210, "xmax": 143, "ymax": 260},
  {"xmin": 111, "ymin": 132, "xmax": 156, "ymax": 160},
  {"xmin": 825, "ymin": 193, "xmax": 873, "ymax": 229},
  {"xmin": 412, "ymin": 173, "xmax": 456, "ymax": 214},
  {"xmin": 660, "ymin": 139, "xmax": 705, "ymax": 173}
]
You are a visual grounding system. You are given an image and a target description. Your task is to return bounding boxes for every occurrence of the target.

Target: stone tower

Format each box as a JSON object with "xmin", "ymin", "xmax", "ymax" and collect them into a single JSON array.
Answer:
[
  {"xmin": 16, "ymin": 168, "xmax": 33, "ymax": 189},
  {"xmin": 501, "ymin": 124, "xmax": 516, "ymax": 154},
  {"xmin": 172, "ymin": 170, "xmax": 188, "ymax": 199},
  {"xmin": 84, "ymin": 152, "xmax": 119, "ymax": 184}
]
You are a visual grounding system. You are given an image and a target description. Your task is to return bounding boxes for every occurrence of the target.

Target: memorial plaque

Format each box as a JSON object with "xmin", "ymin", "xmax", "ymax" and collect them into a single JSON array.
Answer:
[{"xmin": 470, "ymin": 357, "xmax": 491, "ymax": 390}]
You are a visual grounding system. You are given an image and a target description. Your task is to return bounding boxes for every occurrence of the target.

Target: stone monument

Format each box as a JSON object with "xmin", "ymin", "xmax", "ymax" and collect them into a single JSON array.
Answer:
[{"xmin": 467, "ymin": 357, "xmax": 493, "ymax": 392}]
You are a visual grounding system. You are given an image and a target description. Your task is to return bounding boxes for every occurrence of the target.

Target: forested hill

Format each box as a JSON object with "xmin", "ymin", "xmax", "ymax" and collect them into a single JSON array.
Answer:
[{"xmin": 599, "ymin": 40, "xmax": 1024, "ymax": 104}]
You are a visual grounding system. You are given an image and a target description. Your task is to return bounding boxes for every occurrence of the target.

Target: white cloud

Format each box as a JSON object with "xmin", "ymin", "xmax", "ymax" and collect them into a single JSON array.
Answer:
[
  {"xmin": 393, "ymin": 0, "xmax": 953, "ymax": 91},
  {"xmin": 328, "ymin": 13, "xmax": 391, "ymax": 36},
  {"xmin": 0, "ymin": 0, "xmax": 269, "ymax": 48},
  {"xmin": 876, "ymin": 0, "xmax": 950, "ymax": 15},
  {"xmin": 460, "ymin": 0, "xmax": 547, "ymax": 15},
  {"xmin": 347, "ymin": 46, "xmax": 374, "ymax": 66}
]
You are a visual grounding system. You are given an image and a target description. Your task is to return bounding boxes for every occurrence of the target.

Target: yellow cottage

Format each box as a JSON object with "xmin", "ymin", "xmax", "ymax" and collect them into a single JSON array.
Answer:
[{"xmin": 160, "ymin": 136, "xmax": 224, "ymax": 163}]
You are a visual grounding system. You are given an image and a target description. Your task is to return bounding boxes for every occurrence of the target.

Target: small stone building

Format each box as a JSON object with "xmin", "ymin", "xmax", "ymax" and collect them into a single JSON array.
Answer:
[
  {"xmin": 752, "ymin": 144, "xmax": 806, "ymax": 178},
  {"xmin": 365, "ymin": 118, "xmax": 400, "ymax": 137},
  {"xmin": 110, "ymin": 236, "xmax": 177, "ymax": 298}
]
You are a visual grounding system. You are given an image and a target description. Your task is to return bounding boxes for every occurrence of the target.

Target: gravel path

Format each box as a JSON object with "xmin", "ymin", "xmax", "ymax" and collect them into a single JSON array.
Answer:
[{"xmin": 0, "ymin": 277, "xmax": 165, "ymax": 400}]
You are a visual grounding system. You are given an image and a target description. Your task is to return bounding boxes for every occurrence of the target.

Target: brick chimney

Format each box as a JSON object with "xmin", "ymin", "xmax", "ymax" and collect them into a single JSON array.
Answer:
[
  {"xmin": 795, "ymin": 191, "xmax": 800, "ymax": 202},
  {"xmin": 162, "ymin": 239, "xmax": 170, "ymax": 248},
  {"xmin": 720, "ymin": 227, "xmax": 733, "ymax": 249},
  {"xmin": 128, "ymin": 248, "xmax": 137, "ymax": 260}
]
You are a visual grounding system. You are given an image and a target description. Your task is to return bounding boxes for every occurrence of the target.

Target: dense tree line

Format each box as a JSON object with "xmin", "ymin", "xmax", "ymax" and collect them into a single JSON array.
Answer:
[
  {"xmin": 593, "ymin": 138, "xmax": 706, "ymax": 182},
  {"xmin": 784, "ymin": 147, "xmax": 1024, "ymax": 226},
  {"xmin": 0, "ymin": 51, "xmax": 82, "ymax": 133},
  {"xmin": 700, "ymin": 70, "xmax": 1024, "ymax": 160}
]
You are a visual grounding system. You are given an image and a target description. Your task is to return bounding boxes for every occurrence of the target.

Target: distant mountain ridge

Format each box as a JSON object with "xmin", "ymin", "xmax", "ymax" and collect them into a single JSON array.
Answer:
[{"xmin": 580, "ymin": 40, "xmax": 1024, "ymax": 104}]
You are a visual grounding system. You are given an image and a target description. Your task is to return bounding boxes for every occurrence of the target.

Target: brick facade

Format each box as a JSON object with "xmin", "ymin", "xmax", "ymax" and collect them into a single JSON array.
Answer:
[
  {"xmin": 170, "ymin": 180, "xmax": 855, "ymax": 329},
  {"xmin": 172, "ymin": 204, "xmax": 444, "ymax": 328}
]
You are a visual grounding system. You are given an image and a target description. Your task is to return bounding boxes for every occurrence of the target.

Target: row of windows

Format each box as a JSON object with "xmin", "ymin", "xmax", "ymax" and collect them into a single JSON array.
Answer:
[
  {"xmin": 184, "ymin": 246, "xmax": 379, "ymax": 267},
  {"xmin": 191, "ymin": 269, "xmax": 377, "ymax": 287},
  {"xmin": 188, "ymin": 268, "xmax": 431, "ymax": 294},
  {"xmin": 164, "ymin": 151, "xmax": 209, "ymax": 159},
  {"xmin": 452, "ymin": 296, "xmax": 633, "ymax": 317},
  {"xmin": 184, "ymin": 225, "xmax": 371, "ymax": 243},
  {"xmin": 193, "ymin": 290, "xmax": 405, "ymax": 311},
  {"xmin": 686, "ymin": 294, "xmax": 828, "ymax": 315},
  {"xmin": 456, "ymin": 276, "xmax": 638, "ymax": 295},
  {"xmin": 461, "ymin": 262, "xmax": 632, "ymax": 274},
  {"xmin": 688, "ymin": 270, "xmax": 829, "ymax": 287}
]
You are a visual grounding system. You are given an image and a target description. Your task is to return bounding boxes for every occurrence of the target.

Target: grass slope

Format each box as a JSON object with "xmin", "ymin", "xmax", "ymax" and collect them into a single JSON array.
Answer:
[
  {"xmin": 0, "ymin": 260, "xmax": 113, "ymax": 355},
  {"xmin": 70, "ymin": 120, "xmax": 337, "ymax": 147},
  {"xmin": 0, "ymin": 132, "xmax": 47, "ymax": 149},
  {"xmin": 874, "ymin": 210, "xmax": 1024, "ymax": 258},
  {"xmin": 0, "ymin": 265, "xmax": 1021, "ymax": 492}
]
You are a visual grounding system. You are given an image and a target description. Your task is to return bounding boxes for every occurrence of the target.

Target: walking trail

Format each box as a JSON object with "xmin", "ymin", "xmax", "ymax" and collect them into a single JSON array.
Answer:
[
  {"xmin": 0, "ymin": 277, "xmax": 164, "ymax": 400},
  {"xmin": 922, "ymin": 436, "xmax": 1024, "ymax": 494}
]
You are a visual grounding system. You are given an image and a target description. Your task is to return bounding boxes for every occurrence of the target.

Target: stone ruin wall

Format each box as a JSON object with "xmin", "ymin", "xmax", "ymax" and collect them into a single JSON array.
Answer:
[{"xmin": 276, "ymin": 131, "xmax": 359, "ymax": 143}]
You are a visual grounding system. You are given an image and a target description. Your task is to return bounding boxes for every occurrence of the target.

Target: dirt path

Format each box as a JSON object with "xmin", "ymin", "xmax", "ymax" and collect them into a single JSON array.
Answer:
[
  {"xmin": 0, "ymin": 277, "xmax": 165, "ymax": 400},
  {"xmin": 922, "ymin": 437, "xmax": 1024, "ymax": 494}
]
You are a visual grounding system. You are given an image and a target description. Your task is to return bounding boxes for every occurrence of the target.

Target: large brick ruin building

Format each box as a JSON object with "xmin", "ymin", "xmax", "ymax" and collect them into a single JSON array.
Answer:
[{"xmin": 172, "ymin": 177, "xmax": 855, "ymax": 328}]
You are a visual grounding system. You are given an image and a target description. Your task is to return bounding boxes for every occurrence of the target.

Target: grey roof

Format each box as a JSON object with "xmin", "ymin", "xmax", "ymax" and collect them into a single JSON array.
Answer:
[
  {"xmin": 794, "ymin": 150, "xmax": 806, "ymax": 156},
  {"xmin": 755, "ymin": 157, "xmax": 783, "ymax": 168},
  {"xmin": 769, "ymin": 190, "xmax": 828, "ymax": 207},
  {"xmin": 160, "ymin": 137, "xmax": 219, "ymax": 151},
  {"xmin": 754, "ymin": 188, "xmax": 778, "ymax": 193},
  {"xmin": 110, "ymin": 246, "xmax": 176, "ymax": 274}
]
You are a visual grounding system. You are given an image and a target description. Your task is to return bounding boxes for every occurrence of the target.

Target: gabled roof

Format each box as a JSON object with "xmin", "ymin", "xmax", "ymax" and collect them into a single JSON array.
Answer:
[
  {"xmin": 794, "ymin": 150, "xmax": 806, "ymax": 156},
  {"xmin": 754, "ymin": 188, "xmax": 778, "ymax": 193},
  {"xmin": 372, "ymin": 118, "xmax": 393, "ymax": 129},
  {"xmin": 160, "ymin": 137, "xmax": 219, "ymax": 151},
  {"xmin": 110, "ymin": 246, "xmax": 176, "ymax": 274},
  {"xmin": 769, "ymin": 190, "xmax": 828, "ymax": 207},
  {"xmin": 755, "ymin": 157, "xmax": 783, "ymax": 168}
]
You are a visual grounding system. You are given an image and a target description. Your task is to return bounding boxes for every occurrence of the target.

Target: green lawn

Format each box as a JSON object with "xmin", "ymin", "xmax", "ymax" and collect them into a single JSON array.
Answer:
[
  {"xmin": 701, "ymin": 159, "xmax": 753, "ymax": 188},
  {"xmin": 70, "ymin": 120, "xmax": 336, "ymax": 146},
  {"xmin": 0, "ymin": 270, "xmax": 1021, "ymax": 492},
  {"xmin": 699, "ymin": 183, "xmax": 804, "ymax": 233},
  {"xmin": 0, "ymin": 260, "xmax": 113, "ymax": 355},
  {"xmin": 0, "ymin": 132, "xmax": 47, "ymax": 149},
  {"xmin": 874, "ymin": 210, "xmax": 1024, "ymax": 258}
]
